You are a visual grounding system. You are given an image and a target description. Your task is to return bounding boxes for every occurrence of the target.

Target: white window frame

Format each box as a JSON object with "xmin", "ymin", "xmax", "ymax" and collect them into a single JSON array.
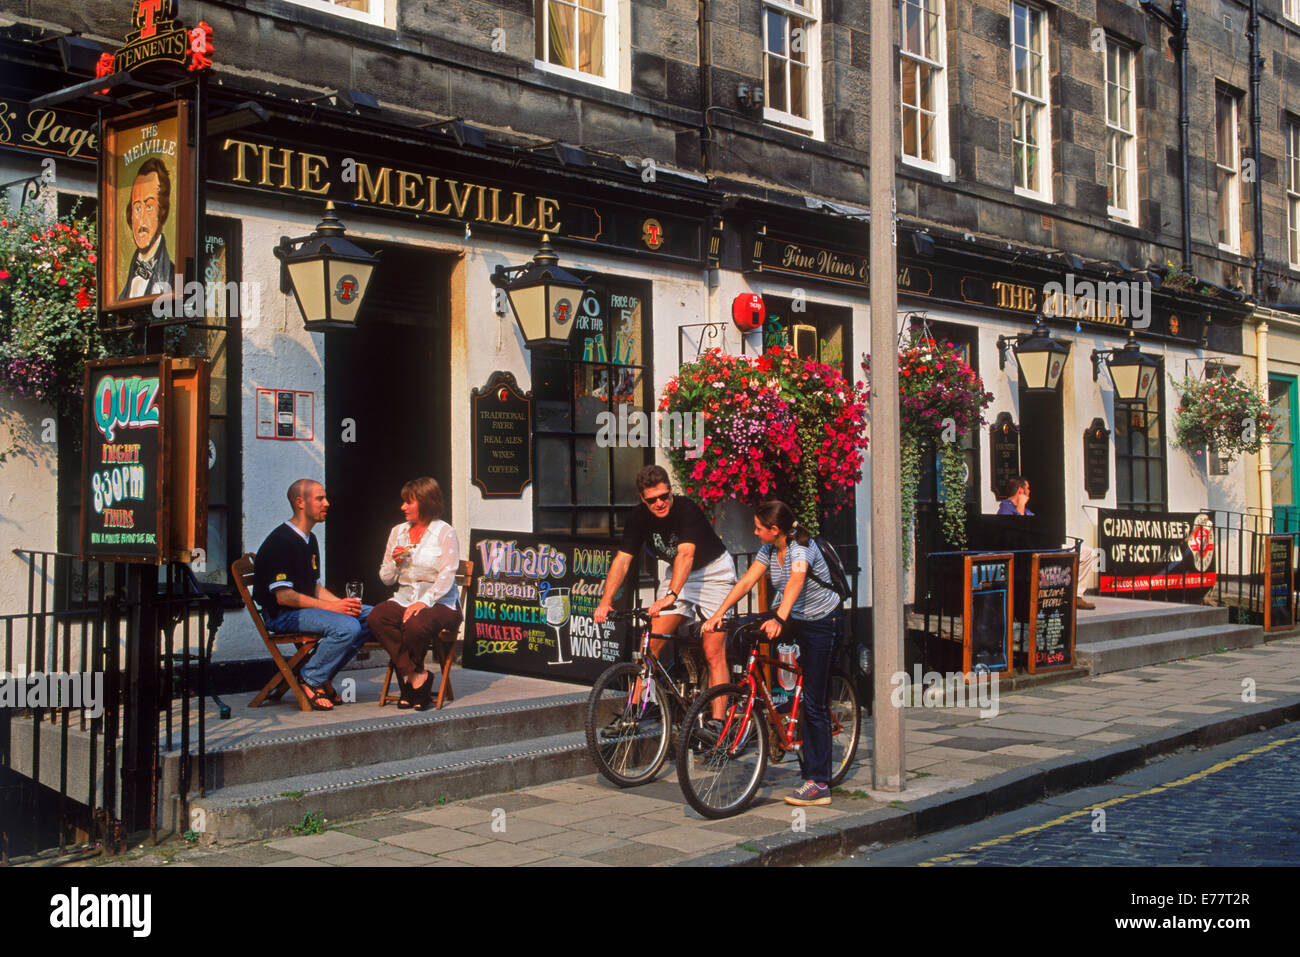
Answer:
[
  {"xmin": 1010, "ymin": 1, "xmax": 1052, "ymax": 202},
  {"xmin": 1287, "ymin": 0, "xmax": 1299, "ymax": 25},
  {"xmin": 899, "ymin": 0, "xmax": 950, "ymax": 175},
  {"xmin": 284, "ymin": 0, "xmax": 391, "ymax": 28},
  {"xmin": 534, "ymin": 0, "xmax": 624, "ymax": 91},
  {"xmin": 762, "ymin": 0, "xmax": 823, "ymax": 139},
  {"xmin": 1288, "ymin": 121, "xmax": 1300, "ymax": 269},
  {"xmin": 1105, "ymin": 39, "xmax": 1137, "ymax": 222},
  {"xmin": 1216, "ymin": 85, "xmax": 1241, "ymax": 254}
]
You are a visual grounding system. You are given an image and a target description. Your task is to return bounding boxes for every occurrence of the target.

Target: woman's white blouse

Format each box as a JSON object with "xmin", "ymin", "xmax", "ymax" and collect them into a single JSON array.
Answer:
[{"xmin": 378, "ymin": 520, "xmax": 460, "ymax": 609}]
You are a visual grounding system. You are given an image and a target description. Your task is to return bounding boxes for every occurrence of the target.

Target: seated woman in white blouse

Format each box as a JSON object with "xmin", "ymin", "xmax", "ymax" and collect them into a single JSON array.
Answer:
[{"xmin": 369, "ymin": 477, "xmax": 461, "ymax": 711}]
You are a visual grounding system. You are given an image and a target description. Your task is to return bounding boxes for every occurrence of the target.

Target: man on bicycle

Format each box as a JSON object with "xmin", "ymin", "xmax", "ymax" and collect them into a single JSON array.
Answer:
[{"xmin": 594, "ymin": 465, "xmax": 736, "ymax": 716}]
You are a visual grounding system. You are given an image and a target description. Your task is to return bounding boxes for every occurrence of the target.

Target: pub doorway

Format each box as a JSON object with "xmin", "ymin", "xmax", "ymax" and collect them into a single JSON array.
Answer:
[
  {"xmin": 324, "ymin": 244, "xmax": 455, "ymax": 602},
  {"xmin": 1017, "ymin": 377, "xmax": 1066, "ymax": 544}
]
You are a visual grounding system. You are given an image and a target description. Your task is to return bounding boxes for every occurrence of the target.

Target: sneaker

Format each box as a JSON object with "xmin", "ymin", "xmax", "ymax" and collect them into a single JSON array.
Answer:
[
  {"xmin": 1075, "ymin": 596, "xmax": 1096, "ymax": 610},
  {"xmin": 784, "ymin": 780, "xmax": 831, "ymax": 807}
]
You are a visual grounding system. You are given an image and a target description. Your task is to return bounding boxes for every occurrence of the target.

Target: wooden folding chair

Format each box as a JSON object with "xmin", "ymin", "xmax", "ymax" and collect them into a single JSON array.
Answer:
[
  {"xmin": 377, "ymin": 559, "xmax": 473, "ymax": 709},
  {"xmin": 233, "ymin": 553, "xmax": 320, "ymax": 712}
]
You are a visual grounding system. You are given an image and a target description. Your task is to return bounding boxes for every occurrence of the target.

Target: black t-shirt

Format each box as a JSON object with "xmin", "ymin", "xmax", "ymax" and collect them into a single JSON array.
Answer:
[
  {"xmin": 253, "ymin": 522, "xmax": 320, "ymax": 620},
  {"xmin": 619, "ymin": 496, "xmax": 726, "ymax": 571}
]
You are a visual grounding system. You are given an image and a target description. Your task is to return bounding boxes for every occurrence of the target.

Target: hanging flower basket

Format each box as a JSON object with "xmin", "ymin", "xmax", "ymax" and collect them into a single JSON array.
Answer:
[
  {"xmin": 659, "ymin": 346, "xmax": 869, "ymax": 534},
  {"xmin": 0, "ymin": 197, "xmax": 118, "ymax": 411},
  {"xmin": 863, "ymin": 331, "xmax": 993, "ymax": 565},
  {"xmin": 1172, "ymin": 373, "xmax": 1273, "ymax": 464}
]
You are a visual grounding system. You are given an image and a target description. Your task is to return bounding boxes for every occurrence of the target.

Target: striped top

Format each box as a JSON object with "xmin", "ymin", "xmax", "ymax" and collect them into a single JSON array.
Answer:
[{"xmin": 755, "ymin": 540, "xmax": 842, "ymax": 621}]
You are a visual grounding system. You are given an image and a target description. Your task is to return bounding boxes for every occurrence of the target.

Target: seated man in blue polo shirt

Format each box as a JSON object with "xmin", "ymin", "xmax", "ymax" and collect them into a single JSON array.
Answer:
[{"xmin": 253, "ymin": 479, "xmax": 373, "ymax": 710}]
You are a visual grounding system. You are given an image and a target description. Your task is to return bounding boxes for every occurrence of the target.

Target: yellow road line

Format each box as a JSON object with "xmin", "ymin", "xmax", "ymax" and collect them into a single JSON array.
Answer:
[{"xmin": 917, "ymin": 733, "xmax": 1300, "ymax": 866}]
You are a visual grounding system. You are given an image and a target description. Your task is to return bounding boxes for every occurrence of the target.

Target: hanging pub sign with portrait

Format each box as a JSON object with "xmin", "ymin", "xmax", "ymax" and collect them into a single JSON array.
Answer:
[{"xmin": 99, "ymin": 101, "xmax": 195, "ymax": 314}]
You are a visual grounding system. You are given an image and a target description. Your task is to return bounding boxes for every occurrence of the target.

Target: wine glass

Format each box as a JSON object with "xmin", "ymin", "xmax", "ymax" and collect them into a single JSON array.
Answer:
[{"xmin": 542, "ymin": 587, "xmax": 571, "ymax": 665}]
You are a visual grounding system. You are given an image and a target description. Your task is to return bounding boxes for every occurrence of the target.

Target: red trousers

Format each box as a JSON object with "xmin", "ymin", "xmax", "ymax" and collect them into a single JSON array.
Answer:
[{"xmin": 367, "ymin": 600, "xmax": 462, "ymax": 682}]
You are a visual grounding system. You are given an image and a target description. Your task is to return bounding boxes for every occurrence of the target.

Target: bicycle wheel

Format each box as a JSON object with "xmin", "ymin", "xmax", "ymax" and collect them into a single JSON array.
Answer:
[
  {"xmin": 676, "ymin": 683, "xmax": 768, "ymax": 819},
  {"xmin": 585, "ymin": 662, "xmax": 672, "ymax": 788}
]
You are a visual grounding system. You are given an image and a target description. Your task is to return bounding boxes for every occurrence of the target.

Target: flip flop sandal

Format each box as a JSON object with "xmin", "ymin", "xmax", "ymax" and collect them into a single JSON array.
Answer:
[{"xmin": 300, "ymin": 682, "xmax": 336, "ymax": 711}]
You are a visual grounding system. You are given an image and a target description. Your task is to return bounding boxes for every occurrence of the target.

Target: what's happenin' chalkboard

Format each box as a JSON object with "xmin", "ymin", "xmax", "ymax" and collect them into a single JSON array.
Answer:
[
  {"xmin": 463, "ymin": 530, "xmax": 633, "ymax": 685},
  {"xmin": 1027, "ymin": 550, "xmax": 1078, "ymax": 672}
]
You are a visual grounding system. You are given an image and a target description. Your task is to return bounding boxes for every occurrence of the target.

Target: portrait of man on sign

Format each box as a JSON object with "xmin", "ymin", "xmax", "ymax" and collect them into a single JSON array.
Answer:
[
  {"xmin": 118, "ymin": 157, "xmax": 174, "ymax": 301},
  {"xmin": 100, "ymin": 101, "xmax": 192, "ymax": 314}
]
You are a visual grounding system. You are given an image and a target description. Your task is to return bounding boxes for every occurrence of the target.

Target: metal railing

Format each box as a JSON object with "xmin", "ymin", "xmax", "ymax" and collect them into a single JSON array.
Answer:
[{"xmin": 1, "ymin": 550, "xmax": 219, "ymax": 864}]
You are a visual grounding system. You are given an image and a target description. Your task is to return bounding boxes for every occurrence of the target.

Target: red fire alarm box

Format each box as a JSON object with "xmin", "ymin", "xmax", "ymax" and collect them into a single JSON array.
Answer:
[{"xmin": 732, "ymin": 293, "xmax": 765, "ymax": 332}]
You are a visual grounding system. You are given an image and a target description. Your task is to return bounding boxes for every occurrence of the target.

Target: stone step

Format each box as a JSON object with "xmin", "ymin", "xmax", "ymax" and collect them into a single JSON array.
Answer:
[
  {"xmin": 1076, "ymin": 603, "xmax": 1228, "ymax": 643},
  {"xmin": 185, "ymin": 730, "xmax": 594, "ymax": 843},
  {"xmin": 169, "ymin": 691, "xmax": 589, "ymax": 790},
  {"xmin": 1075, "ymin": 623, "xmax": 1266, "ymax": 675}
]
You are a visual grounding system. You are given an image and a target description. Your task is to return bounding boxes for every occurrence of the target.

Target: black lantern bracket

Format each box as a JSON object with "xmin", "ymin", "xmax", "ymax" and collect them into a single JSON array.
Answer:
[
  {"xmin": 273, "ymin": 202, "xmax": 380, "ymax": 332},
  {"xmin": 490, "ymin": 235, "xmax": 590, "ymax": 350}
]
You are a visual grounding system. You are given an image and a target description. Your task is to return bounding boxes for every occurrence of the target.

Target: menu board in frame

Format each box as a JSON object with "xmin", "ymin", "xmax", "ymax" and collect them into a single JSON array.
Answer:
[
  {"xmin": 1263, "ymin": 534, "xmax": 1295, "ymax": 633},
  {"xmin": 1026, "ymin": 550, "xmax": 1079, "ymax": 673},
  {"xmin": 963, "ymin": 553, "xmax": 1013, "ymax": 675}
]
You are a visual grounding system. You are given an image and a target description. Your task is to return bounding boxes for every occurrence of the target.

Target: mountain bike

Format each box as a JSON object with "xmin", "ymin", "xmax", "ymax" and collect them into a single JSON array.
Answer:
[
  {"xmin": 584, "ymin": 608, "xmax": 710, "ymax": 787},
  {"xmin": 675, "ymin": 613, "xmax": 861, "ymax": 818}
]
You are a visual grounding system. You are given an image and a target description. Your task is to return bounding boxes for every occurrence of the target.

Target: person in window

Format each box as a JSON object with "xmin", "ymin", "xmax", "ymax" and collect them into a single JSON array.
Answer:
[
  {"xmin": 367, "ymin": 478, "xmax": 461, "ymax": 711},
  {"xmin": 703, "ymin": 500, "xmax": 843, "ymax": 807},
  {"xmin": 253, "ymin": 479, "xmax": 373, "ymax": 711},
  {"xmin": 996, "ymin": 477, "xmax": 1097, "ymax": 609},
  {"xmin": 593, "ymin": 464, "xmax": 736, "ymax": 716}
]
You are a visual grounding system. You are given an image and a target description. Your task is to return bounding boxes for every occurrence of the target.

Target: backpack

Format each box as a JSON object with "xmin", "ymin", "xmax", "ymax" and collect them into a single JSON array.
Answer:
[{"xmin": 805, "ymin": 535, "xmax": 852, "ymax": 599}]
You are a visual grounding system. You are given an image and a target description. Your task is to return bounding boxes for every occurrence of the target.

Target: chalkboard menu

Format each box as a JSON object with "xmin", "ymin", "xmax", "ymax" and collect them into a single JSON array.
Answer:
[
  {"xmin": 1264, "ymin": 535, "xmax": 1295, "ymax": 632},
  {"xmin": 81, "ymin": 356, "xmax": 169, "ymax": 563},
  {"xmin": 463, "ymin": 529, "xmax": 631, "ymax": 685},
  {"xmin": 963, "ymin": 553, "xmax": 1012, "ymax": 674},
  {"xmin": 471, "ymin": 372, "xmax": 533, "ymax": 498},
  {"xmin": 1026, "ymin": 550, "xmax": 1078, "ymax": 672},
  {"xmin": 989, "ymin": 413, "xmax": 1020, "ymax": 497},
  {"xmin": 1083, "ymin": 418, "xmax": 1110, "ymax": 500}
]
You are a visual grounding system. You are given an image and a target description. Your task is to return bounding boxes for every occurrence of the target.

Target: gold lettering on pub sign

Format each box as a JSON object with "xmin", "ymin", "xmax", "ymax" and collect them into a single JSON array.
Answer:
[
  {"xmin": 991, "ymin": 280, "xmax": 1038, "ymax": 313},
  {"xmin": 777, "ymin": 242, "xmax": 868, "ymax": 284},
  {"xmin": 220, "ymin": 138, "xmax": 561, "ymax": 233},
  {"xmin": 0, "ymin": 101, "xmax": 99, "ymax": 159}
]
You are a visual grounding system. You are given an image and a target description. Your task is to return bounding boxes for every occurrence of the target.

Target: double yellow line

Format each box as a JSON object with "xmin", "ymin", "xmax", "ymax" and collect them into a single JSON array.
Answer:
[{"xmin": 918, "ymin": 733, "xmax": 1300, "ymax": 866}]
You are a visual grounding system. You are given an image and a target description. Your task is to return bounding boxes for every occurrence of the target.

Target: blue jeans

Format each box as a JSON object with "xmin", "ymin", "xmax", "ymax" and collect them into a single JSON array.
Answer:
[
  {"xmin": 266, "ymin": 605, "xmax": 374, "ymax": 688},
  {"xmin": 787, "ymin": 612, "xmax": 839, "ymax": 785}
]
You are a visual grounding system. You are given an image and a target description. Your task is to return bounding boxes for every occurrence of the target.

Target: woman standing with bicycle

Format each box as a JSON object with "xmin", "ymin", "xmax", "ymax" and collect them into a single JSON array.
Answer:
[{"xmin": 705, "ymin": 500, "xmax": 842, "ymax": 807}]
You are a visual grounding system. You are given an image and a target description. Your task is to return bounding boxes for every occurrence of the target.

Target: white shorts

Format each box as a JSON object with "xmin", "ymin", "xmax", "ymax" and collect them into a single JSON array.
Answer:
[{"xmin": 664, "ymin": 552, "xmax": 737, "ymax": 622}]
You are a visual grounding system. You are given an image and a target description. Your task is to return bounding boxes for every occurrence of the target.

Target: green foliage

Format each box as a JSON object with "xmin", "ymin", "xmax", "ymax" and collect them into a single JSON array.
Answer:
[{"xmin": 288, "ymin": 811, "xmax": 325, "ymax": 835}]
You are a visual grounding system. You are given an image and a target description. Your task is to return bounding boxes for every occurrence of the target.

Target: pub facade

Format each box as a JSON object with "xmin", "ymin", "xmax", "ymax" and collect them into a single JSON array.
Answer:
[{"xmin": 1, "ymin": 0, "xmax": 1297, "ymax": 669}]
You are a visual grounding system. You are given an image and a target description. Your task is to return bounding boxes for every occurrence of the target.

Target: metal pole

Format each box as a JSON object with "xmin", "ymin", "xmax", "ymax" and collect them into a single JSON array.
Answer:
[{"xmin": 870, "ymin": 0, "xmax": 905, "ymax": 791}]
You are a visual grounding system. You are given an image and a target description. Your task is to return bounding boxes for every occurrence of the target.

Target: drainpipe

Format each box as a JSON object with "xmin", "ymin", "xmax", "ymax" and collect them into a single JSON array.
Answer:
[
  {"xmin": 1141, "ymin": 1, "xmax": 1192, "ymax": 271},
  {"xmin": 1248, "ymin": 0, "xmax": 1265, "ymax": 298},
  {"xmin": 699, "ymin": 0, "xmax": 712, "ymax": 172},
  {"xmin": 1257, "ymin": 314, "xmax": 1272, "ymax": 519}
]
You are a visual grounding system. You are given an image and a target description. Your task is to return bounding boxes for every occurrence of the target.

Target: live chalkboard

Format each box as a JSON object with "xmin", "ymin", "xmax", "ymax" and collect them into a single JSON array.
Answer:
[
  {"xmin": 471, "ymin": 371, "xmax": 533, "ymax": 498},
  {"xmin": 989, "ymin": 413, "xmax": 1020, "ymax": 497},
  {"xmin": 463, "ymin": 529, "xmax": 632, "ymax": 685},
  {"xmin": 1264, "ymin": 535, "xmax": 1294, "ymax": 632},
  {"xmin": 1083, "ymin": 418, "xmax": 1110, "ymax": 500},
  {"xmin": 963, "ymin": 553, "xmax": 1012, "ymax": 674},
  {"xmin": 1027, "ymin": 550, "xmax": 1078, "ymax": 672}
]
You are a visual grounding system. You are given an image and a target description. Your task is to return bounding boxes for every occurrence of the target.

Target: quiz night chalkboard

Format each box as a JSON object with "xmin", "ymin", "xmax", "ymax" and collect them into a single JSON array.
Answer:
[
  {"xmin": 1264, "ymin": 535, "xmax": 1295, "ymax": 632},
  {"xmin": 963, "ymin": 553, "xmax": 1012, "ymax": 674},
  {"xmin": 463, "ymin": 530, "xmax": 631, "ymax": 684},
  {"xmin": 1027, "ymin": 550, "xmax": 1078, "ymax": 672},
  {"xmin": 81, "ymin": 356, "xmax": 168, "ymax": 562}
]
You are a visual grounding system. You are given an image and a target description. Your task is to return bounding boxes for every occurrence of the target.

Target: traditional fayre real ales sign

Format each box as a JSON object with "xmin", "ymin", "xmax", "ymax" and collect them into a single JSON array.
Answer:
[
  {"xmin": 470, "ymin": 372, "xmax": 532, "ymax": 498},
  {"xmin": 463, "ymin": 530, "xmax": 630, "ymax": 684},
  {"xmin": 1097, "ymin": 510, "xmax": 1217, "ymax": 596}
]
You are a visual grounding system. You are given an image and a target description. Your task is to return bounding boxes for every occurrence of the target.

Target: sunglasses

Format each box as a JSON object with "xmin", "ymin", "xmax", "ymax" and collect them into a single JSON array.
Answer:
[{"xmin": 642, "ymin": 490, "xmax": 672, "ymax": 505}]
